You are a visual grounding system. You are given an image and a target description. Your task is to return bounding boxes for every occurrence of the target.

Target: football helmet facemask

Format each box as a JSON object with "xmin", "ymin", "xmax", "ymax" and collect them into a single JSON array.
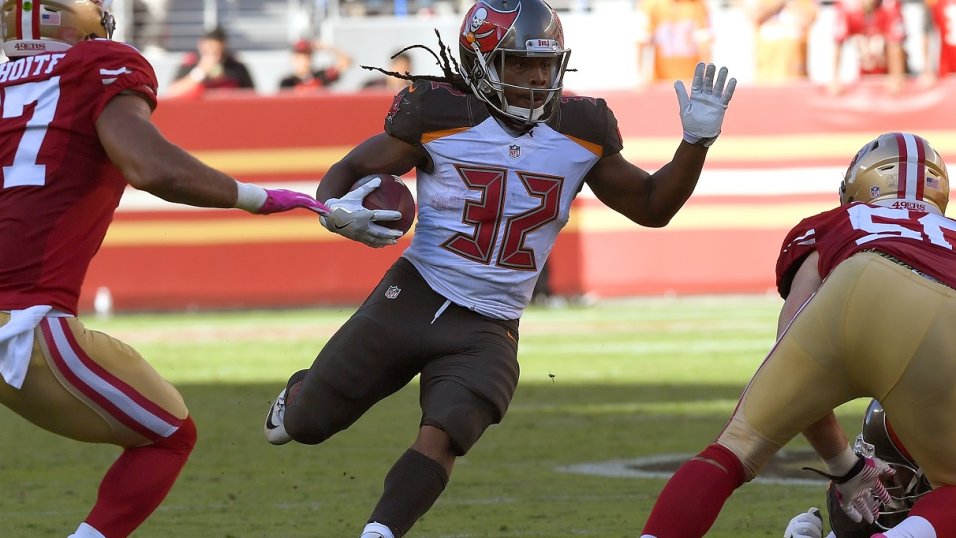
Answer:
[
  {"xmin": 458, "ymin": 0, "xmax": 570, "ymax": 124},
  {"xmin": 828, "ymin": 400, "xmax": 931, "ymax": 534},
  {"xmin": 2, "ymin": 0, "xmax": 114, "ymax": 57},
  {"xmin": 840, "ymin": 132, "xmax": 949, "ymax": 214}
]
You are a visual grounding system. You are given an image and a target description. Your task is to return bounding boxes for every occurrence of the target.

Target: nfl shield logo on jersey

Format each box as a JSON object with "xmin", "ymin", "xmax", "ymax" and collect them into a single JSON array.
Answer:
[
  {"xmin": 509, "ymin": 144, "xmax": 520, "ymax": 159},
  {"xmin": 385, "ymin": 285, "xmax": 401, "ymax": 299}
]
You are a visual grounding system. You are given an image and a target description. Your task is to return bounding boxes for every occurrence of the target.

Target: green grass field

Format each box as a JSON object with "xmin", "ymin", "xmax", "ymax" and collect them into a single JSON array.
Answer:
[{"xmin": 0, "ymin": 295, "xmax": 871, "ymax": 537}]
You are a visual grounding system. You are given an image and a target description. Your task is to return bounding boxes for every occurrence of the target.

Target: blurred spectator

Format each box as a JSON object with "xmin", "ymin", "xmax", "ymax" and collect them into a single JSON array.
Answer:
[
  {"xmin": 746, "ymin": 0, "xmax": 818, "ymax": 84},
  {"xmin": 166, "ymin": 26, "xmax": 255, "ymax": 98},
  {"xmin": 920, "ymin": 0, "xmax": 956, "ymax": 86},
  {"xmin": 362, "ymin": 51, "xmax": 414, "ymax": 92},
  {"xmin": 279, "ymin": 39, "xmax": 353, "ymax": 93},
  {"xmin": 830, "ymin": 0, "xmax": 906, "ymax": 95},
  {"xmin": 635, "ymin": 0, "xmax": 713, "ymax": 87},
  {"xmin": 131, "ymin": 0, "xmax": 168, "ymax": 53}
]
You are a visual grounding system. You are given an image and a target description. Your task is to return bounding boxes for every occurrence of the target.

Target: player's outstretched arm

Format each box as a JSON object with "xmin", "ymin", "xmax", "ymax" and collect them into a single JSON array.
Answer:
[
  {"xmin": 586, "ymin": 63, "xmax": 736, "ymax": 227},
  {"xmin": 96, "ymin": 94, "xmax": 327, "ymax": 215}
]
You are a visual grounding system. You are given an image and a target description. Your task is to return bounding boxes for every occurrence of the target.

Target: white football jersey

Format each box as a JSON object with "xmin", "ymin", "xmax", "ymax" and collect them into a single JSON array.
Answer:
[{"xmin": 386, "ymin": 82, "xmax": 622, "ymax": 319}]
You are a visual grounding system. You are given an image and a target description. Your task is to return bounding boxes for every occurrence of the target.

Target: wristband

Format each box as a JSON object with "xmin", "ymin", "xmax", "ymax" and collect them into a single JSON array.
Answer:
[
  {"xmin": 235, "ymin": 181, "xmax": 267, "ymax": 213},
  {"xmin": 189, "ymin": 67, "xmax": 206, "ymax": 82},
  {"xmin": 824, "ymin": 445, "xmax": 860, "ymax": 478},
  {"xmin": 683, "ymin": 131, "xmax": 718, "ymax": 147}
]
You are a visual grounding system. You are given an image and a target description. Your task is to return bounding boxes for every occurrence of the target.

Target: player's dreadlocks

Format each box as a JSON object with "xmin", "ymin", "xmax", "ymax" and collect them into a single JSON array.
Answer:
[{"xmin": 360, "ymin": 30, "xmax": 472, "ymax": 94}]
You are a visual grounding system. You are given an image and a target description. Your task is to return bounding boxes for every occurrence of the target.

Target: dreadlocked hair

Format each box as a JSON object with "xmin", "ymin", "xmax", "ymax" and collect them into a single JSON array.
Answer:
[{"xmin": 360, "ymin": 30, "xmax": 471, "ymax": 94}]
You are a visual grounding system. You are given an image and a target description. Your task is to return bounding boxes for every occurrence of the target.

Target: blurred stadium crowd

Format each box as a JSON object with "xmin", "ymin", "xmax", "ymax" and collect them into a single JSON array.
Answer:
[{"xmin": 107, "ymin": 0, "xmax": 952, "ymax": 94}]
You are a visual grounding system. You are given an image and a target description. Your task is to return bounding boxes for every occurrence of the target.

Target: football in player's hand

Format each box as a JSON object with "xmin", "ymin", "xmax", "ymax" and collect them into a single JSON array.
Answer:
[{"xmin": 351, "ymin": 173, "xmax": 416, "ymax": 233}]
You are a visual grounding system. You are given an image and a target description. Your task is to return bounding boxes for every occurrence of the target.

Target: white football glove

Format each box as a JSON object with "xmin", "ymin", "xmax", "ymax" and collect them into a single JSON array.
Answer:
[
  {"xmin": 831, "ymin": 456, "xmax": 894, "ymax": 524},
  {"xmin": 319, "ymin": 177, "xmax": 404, "ymax": 248},
  {"xmin": 784, "ymin": 508, "xmax": 823, "ymax": 538},
  {"xmin": 674, "ymin": 62, "xmax": 737, "ymax": 147}
]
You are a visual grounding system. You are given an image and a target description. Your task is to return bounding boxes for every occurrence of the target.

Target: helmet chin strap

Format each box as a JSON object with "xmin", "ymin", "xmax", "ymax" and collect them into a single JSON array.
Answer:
[{"xmin": 504, "ymin": 103, "xmax": 545, "ymax": 122}]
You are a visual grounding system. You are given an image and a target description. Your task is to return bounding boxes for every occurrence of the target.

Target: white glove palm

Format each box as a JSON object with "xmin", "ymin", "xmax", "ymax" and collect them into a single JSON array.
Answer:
[
  {"xmin": 784, "ymin": 508, "xmax": 823, "ymax": 538},
  {"xmin": 675, "ymin": 62, "xmax": 737, "ymax": 147},
  {"xmin": 319, "ymin": 177, "xmax": 404, "ymax": 248},
  {"xmin": 832, "ymin": 456, "xmax": 894, "ymax": 524}
]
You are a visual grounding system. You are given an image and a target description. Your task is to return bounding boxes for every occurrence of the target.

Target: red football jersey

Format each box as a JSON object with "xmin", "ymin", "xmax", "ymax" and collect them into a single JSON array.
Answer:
[
  {"xmin": 928, "ymin": 0, "xmax": 956, "ymax": 76},
  {"xmin": 776, "ymin": 202, "xmax": 956, "ymax": 298},
  {"xmin": 833, "ymin": 0, "xmax": 905, "ymax": 75},
  {"xmin": 0, "ymin": 40, "xmax": 158, "ymax": 315}
]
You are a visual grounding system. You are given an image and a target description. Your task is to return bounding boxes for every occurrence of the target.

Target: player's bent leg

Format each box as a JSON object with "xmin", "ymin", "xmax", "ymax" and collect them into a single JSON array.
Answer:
[
  {"xmin": 84, "ymin": 416, "xmax": 196, "ymax": 538},
  {"xmin": 3, "ymin": 317, "xmax": 196, "ymax": 538},
  {"xmin": 282, "ymin": 373, "xmax": 382, "ymax": 445},
  {"xmin": 282, "ymin": 311, "xmax": 425, "ymax": 445},
  {"xmin": 640, "ymin": 443, "xmax": 746, "ymax": 538},
  {"xmin": 363, "ymin": 381, "xmax": 499, "ymax": 537},
  {"xmin": 367, "ymin": 435, "xmax": 452, "ymax": 538},
  {"xmin": 263, "ymin": 369, "xmax": 307, "ymax": 445}
]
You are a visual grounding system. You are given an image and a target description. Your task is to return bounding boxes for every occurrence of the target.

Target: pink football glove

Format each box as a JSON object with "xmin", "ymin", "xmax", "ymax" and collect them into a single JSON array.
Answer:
[
  {"xmin": 832, "ymin": 456, "xmax": 894, "ymax": 524},
  {"xmin": 258, "ymin": 189, "xmax": 330, "ymax": 215}
]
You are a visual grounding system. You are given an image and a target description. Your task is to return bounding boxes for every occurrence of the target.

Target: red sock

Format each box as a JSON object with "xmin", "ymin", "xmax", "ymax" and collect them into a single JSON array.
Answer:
[
  {"xmin": 642, "ymin": 443, "xmax": 746, "ymax": 538},
  {"xmin": 85, "ymin": 416, "xmax": 197, "ymax": 538},
  {"xmin": 906, "ymin": 485, "xmax": 956, "ymax": 536}
]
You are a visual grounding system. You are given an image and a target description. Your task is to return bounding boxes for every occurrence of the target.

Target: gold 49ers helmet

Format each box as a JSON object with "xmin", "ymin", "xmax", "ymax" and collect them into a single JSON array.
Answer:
[
  {"xmin": 840, "ymin": 132, "xmax": 950, "ymax": 214},
  {"xmin": 1, "ymin": 0, "xmax": 114, "ymax": 57}
]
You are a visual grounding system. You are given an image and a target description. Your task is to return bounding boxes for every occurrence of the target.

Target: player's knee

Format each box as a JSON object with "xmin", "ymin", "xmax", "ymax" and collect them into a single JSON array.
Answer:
[
  {"xmin": 699, "ymin": 442, "xmax": 748, "ymax": 484},
  {"xmin": 154, "ymin": 416, "xmax": 197, "ymax": 455},
  {"xmin": 285, "ymin": 399, "xmax": 354, "ymax": 445},
  {"xmin": 426, "ymin": 403, "xmax": 494, "ymax": 456}
]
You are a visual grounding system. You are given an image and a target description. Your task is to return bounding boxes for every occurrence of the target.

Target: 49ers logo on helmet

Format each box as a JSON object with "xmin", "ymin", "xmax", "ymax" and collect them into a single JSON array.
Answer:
[{"xmin": 460, "ymin": 2, "xmax": 520, "ymax": 53}]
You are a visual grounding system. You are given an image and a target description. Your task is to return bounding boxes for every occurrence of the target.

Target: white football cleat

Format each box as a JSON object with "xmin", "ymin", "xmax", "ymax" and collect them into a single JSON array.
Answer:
[
  {"xmin": 360, "ymin": 522, "xmax": 394, "ymax": 538},
  {"xmin": 263, "ymin": 387, "xmax": 292, "ymax": 445}
]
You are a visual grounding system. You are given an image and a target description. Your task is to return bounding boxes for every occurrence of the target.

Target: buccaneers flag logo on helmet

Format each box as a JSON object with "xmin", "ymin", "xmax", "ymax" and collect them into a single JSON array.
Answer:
[{"xmin": 460, "ymin": 2, "xmax": 520, "ymax": 54}]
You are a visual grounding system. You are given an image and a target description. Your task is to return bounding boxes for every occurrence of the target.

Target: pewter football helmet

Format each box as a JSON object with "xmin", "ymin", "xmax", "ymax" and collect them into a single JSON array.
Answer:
[
  {"xmin": 828, "ymin": 400, "xmax": 931, "ymax": 535},
  {"xmin": 458, "ymin": 0, "xmax": 570, "ymax": 124}
]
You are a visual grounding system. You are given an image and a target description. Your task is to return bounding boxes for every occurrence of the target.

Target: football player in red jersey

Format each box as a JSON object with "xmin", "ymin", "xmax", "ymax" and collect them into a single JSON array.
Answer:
[
  {"xmin": 0, "ymin": 1, "xmax": 327, "ymax": 537},
  {"xmin": 830, "ymin": 0, "xmax": 907, "ymax": 95},
  {"xmin": 640, "ymin": 132, "xmax": 956, "ymax": 538},
  {"xmin": 921, "ymin": 0, "xmax": 956, "ymax": 85},
  {"xmin": 262, "ymin": 0, "xmax": 736, "ymax": 536}
]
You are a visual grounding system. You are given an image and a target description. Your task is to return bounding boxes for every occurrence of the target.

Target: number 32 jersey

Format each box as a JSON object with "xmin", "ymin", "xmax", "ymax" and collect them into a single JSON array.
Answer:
[
  {"xmin": 0, "ymin": 40, "xmax": 158, "ymax": 315},
  {"xmin": 386, "ymin": 81, "xmax": 623, "ymax": 319},
  {"xmin": 776, "ymin": 202, "xmax": 956, "ymax": 298}
]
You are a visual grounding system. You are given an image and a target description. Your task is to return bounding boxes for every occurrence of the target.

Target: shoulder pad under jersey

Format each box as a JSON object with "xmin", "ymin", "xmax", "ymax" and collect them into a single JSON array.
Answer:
[
  {"xmin": 547, "ymin": 95, "xmax": 623, "ymax": 158},
  {"xmin": 385, "ymin": 80, "xmax": 490, "ymax": 145}
]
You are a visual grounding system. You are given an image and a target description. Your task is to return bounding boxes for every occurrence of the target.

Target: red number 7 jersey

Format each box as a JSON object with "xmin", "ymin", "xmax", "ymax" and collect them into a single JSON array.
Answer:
[
  {"xmin": 776, "ymin": 202, "xmax": 956, "ymax": 298},
  {"xmin": 0, "ymin": 40, "xmax": 159, "ymax": 315}
]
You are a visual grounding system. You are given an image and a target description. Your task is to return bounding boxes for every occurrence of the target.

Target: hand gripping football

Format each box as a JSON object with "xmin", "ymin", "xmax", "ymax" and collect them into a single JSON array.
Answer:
[{"xmin": 351, "ymin": 173, "xmax": 416, "ymax": 233}]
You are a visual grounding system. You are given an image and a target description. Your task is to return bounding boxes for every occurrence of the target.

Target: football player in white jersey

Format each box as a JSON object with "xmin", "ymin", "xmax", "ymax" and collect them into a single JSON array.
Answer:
[
  {"xmin": 262, "ymin": 0, "xmax": 736, "ymax": 536},
  {"xmin": 640, "ymin": 133, "xmax": 956, "ymax": 537}
]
